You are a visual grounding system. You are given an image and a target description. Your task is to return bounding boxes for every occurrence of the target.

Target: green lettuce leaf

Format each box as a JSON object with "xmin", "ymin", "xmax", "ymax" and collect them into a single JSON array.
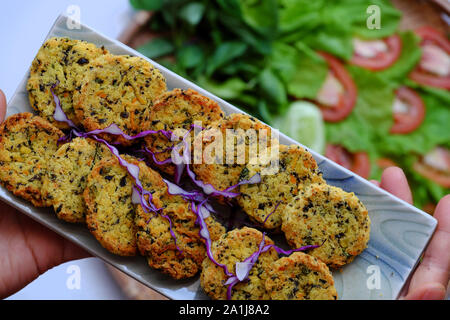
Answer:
[
  {"xmin": 279, "ymin": 0, "xmax": 401, "ymax": 60},
  {"xmin": 378, "ymin": 31, "xmax": 422, "ymax": 84},
  {"xmin": 270, "ymin": 43, "xmax": 328, "ymax": 99},
  {"xmin": 325, "ymin": 66, "xmax": 395, "ymax": 154}
]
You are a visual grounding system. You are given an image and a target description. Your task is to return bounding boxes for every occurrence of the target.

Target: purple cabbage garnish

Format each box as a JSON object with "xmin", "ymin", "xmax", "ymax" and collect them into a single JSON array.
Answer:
[
  {"xmin": 173, "ymin": 132, "xmax": 262, "ymax": 197},
  {"xmin": 223, "ymin": 233, "xmax": 321, "ymax": 300},
  {"xmin": 50, "ymin": 81, "xmax": 78, "ymax": 129},
  {"xmin": 51, "ymin": 85, "xmax": 321, "ymax": 300},
  {"xmin": 161, "ymin": 214, "xmax": 183, "ymax": 253},
  {"xmin": 263, "ymin": 201, "xmax": 282, "ymax": 224},
  {"xmin": 82, "ymin": 123, "xmax": 173, "ymax": 144},
  {"xmin": 141, "ymin": 146, "xmax": 174, "ymax": 165},
  {"xmin": 191, "ymin": 201, "xmax": 234, "ymax": 277}
]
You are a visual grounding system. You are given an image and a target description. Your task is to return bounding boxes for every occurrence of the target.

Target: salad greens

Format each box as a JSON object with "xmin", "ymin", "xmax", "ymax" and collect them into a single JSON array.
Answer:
[
  {"xmin": 326, "ymin": 66, "xmax": 395, "ymax": 156},
  {"xmin": 130, "ymin": 0, "xmax": 449, "ymax": 210}
]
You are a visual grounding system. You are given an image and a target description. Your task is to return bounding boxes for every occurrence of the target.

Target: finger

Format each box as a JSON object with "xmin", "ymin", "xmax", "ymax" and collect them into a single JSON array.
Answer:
[
  {"xmin": 402, "ymin": 282, "xmax": 447, "ymax": 300},
  {"xmin": 61, "ymin": 238, "xmax": 92, "ymax": 262},
  {"xmin": 0, "ymin": 90, "xmax": 6, "ymax": 123},
  {"xmin": 404, "ymin": 194, "xmax": 450, "ymax": 300},
  {"xmin": 380, "ymin": 166, "xmax": 413, "ymax": 204},
  {"xmin": 370, "ymin": 180, "xmax": 380, "ymax": 187}
]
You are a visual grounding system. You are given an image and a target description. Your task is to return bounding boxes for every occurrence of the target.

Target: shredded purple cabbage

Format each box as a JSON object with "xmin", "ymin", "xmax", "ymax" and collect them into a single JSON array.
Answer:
[
  {"xmin": 159, "ymin": 126, "xmax": 262, "ymax": 196},
  {"xmin": 141, "ymin": 146, "xmax": 174, "ymax": 165},
  {"xmin": 162, "ymin": 180, "xmax": 232, "ymax": 276},
  {"xmin": 263, "ymin": 201, "xmax": 282, "ymax": 224},
  {"xmin": 161, "ymin": 214, "xmax": 183, "ymax": 253},
  {"xmin": 185, "ymin": 164, "xmax": 262, "ymax": 198},
  {"xmin": 50, "ymin": 85, "xmax": 323, "ymax": 300},
  {"xmin": 50, "ymin": 82, "xmax": 79, "ymax": 129},
  {"xmin": 224, "ymin": 233, "xmax": 267, "ymax": 299},
  {"xmin": 81, "ymin": 133, "xmax": 161, "ymax": 214},
  {"xmin": 223, "ymin": 233, "xmax": 321, "ymax": 300},
  {"xmin": 175, "ymin": 133, "xmax": 263, "ymax": 197},
  {"xmin": 51, "ymin": 83, "xmax": 173, "ymax": 143},
  {"xmin": 82, "ymin": 123, "xmax": 173, "ymax": 144},
  {"xmin": 192, "ymin": 201, "xmax": 234, "ymax": 277}
]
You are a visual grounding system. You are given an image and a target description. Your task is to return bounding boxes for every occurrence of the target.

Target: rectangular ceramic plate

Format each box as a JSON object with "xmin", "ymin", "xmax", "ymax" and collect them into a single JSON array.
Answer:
[{"xmin": 5, "ymin": 14, "xmax": 437, "ymax": 300}]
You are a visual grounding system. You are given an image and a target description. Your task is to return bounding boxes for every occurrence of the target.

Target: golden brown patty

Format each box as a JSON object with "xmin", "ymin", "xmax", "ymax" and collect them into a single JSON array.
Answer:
[
  {"xmin": 84, "ymin": 155, "xmax": 163, "ymax": 256},
  {"xmin": 0, "ymin": 113, "xmax": 64, "ymax": 207},
  {"xmin": 200, "ymin": 227, "xmax": 279, "ymax": 300},
  {"xmin": 27, "ymin": 37, "xmax": 108, "ymax": 129},
  {"xmin": 238, "ymin": 144, "xmax": 325, "ymax": 230},
  {"xmin": 74, "ymin": 54, "xmax": 167, "ymax": 145},
  {"xmin": 135, "ymin": 194, "xmax": 225, "ymax": 279},
  {"xmin": 143, "ymin": 88, "xmax": 224, "ymax": 175},
  {"xmin": 42, "ymin": 137, "xmax": 111, "ymax": 223},
  {"xmin": 192, "ymin": 113, "xmax": 274, "ymax": 193},
  {"xmin": 281, "ymin": 184, "xmax": 370, "ymax": 268},
  {"xmin": 265, "ymin": 252, "xmax": 337, "ymax": 300}
]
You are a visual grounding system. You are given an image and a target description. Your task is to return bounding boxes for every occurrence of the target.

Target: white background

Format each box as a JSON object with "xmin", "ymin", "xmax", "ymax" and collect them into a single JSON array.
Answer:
[{"xmin": 1, "ymin": 0, "xmax": 135, "ymax": 299}]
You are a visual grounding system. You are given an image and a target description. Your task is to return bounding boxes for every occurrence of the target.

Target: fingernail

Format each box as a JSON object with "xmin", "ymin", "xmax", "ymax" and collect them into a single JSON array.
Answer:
[{"xmin": 421, "ymin": 285, "xmax": 446, "ymax": 300}]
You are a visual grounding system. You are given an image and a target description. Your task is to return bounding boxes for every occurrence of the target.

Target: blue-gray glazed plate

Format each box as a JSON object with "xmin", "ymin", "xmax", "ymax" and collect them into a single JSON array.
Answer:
[{"xmin": 3, "ymin": 14, "xmax": 437, "ymax": 300}]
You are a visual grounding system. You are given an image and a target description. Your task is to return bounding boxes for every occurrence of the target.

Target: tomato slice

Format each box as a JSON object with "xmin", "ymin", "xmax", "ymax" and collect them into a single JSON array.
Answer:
[
  {"xmin": 409, "ymin": 26, "xmax": 450, "ymax": 89},
  {"xmin": 350, "ymin": 34, "xmax": 402, "ymax": 71},
  {"xmin": 315, "ymin": 52, "xmax": 357, "ymax": 122},
  {"xmin": 325, "ymin": 144, "xmax": 371, "ymax": 179},
  {"xmin": 413, "ymin": 146, "xmax": 450, "ymax": 188},
  {"xmin": 390, "ymin": 86, "xmax": 426, "ymax": 134},
  {"xmin": 422, "ymin": 203, "xmax": 436, "ymax": 215}
]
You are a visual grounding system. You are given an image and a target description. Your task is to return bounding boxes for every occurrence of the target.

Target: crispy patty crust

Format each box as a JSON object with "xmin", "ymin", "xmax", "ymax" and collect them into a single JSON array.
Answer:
[
  {"xmin": 265, "ymin": 252, "xmax": 337, "ymax": 300},
  {"xmin": 192, "ymin": 113, "xmax": 274, "ymax": 193},
  {"xmin": 27, "ymin": 37, "xmax": 108, "ymax": 128},
  {"xmin": 282, "ymin": 184, "xmax": 370, "ymax": 268},
  {"xmin": 74, "ymin": 54, "xmax": 166, "ymax": 145},
  {"xmin": 200, "ymin": 227, "xmax": 278, "ymax": 300},
  {"xmin": 143, "ymin": 88, "xmax": 224, "ymax": 175},
  {"xmin": 83, "ymin": 156, "xmax": 161, "ymax": 256},
  {"xmin": 0, "ymin": 112, "xmax": 64, "ymax": 206},
  {"xmin": 238, "ymin": 144, "xmax": 325, "ymax": 230},
  {"xmin": 42, "ymin": 137, "xmax": 111, "ymax": 223}
]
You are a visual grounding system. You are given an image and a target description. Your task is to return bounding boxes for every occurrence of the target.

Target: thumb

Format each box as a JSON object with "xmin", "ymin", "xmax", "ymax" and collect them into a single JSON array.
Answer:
[
  {"xmin": 403, "ymin": 282, "xmax": 447, "ymax": 300},
  {"xmin": 0, "ymin": 89, "xmax": 6, "ymax": 123}
]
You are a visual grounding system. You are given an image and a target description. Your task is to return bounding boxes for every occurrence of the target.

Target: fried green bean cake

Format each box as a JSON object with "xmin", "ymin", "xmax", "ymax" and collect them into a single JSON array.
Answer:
[
  {"xmin": 135, "ymin": 185, "xmax": 225, "ymax": 279},
  {"xmin": 282, "ymin": 184, "xmax": 371, "ymax": 268},
  {"xmin": 42, "ymin": 137, "xmax": 111, "ymax": 223},
  {"xmin": 192, "ymin": 113, "xmax": 274, "ymax": 193},
  {"xmin": 74, "ymin": 54, "xmax": 167, "ymax": 145},
  {"xmin": 84, "ymin": 155, "xmax": 163, "ymax": 256},
  {"xmin": 200, "ymin": 227, "xmax": 279, "ymax": 300},
  {"xmin": 142, "ymin": 88, "xmax": 224, "ymax": 175},
  {"xmin": 238, "ymin": 144, "xmax": 325, "ymax": 230},
  {"xmin": 27, "ymin": 37, "xmax": 108, "ymax": 129},
  {"xmin": 0, "ymin": 113, "xmax": 64, "ymax": 207},
  {"xmin": 265, "ymin": 252, "xmax": 337, "ymax": 300}
]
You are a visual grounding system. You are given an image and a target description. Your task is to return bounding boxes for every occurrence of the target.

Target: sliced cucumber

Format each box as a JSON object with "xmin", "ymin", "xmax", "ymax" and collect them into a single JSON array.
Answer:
[{"xmin": 271, "ymin": 101, "xmax": 325, "ymax": 154}]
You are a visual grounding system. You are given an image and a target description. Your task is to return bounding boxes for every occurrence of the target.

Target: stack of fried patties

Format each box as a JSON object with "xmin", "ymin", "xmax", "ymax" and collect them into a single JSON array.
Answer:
[{"xmin": 0, "ymin": 37, "xmax": 370, "ymax": 300}]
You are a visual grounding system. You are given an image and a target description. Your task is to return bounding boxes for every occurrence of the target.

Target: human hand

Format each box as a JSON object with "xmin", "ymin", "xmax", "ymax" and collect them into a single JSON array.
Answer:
[
  {"xmin": 371, "ymin": 166, "xmax": 450, "ymax": 300},
  {"xmin": 0, "ymin": 89, "xmax": 89, "ymax": 299}
]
